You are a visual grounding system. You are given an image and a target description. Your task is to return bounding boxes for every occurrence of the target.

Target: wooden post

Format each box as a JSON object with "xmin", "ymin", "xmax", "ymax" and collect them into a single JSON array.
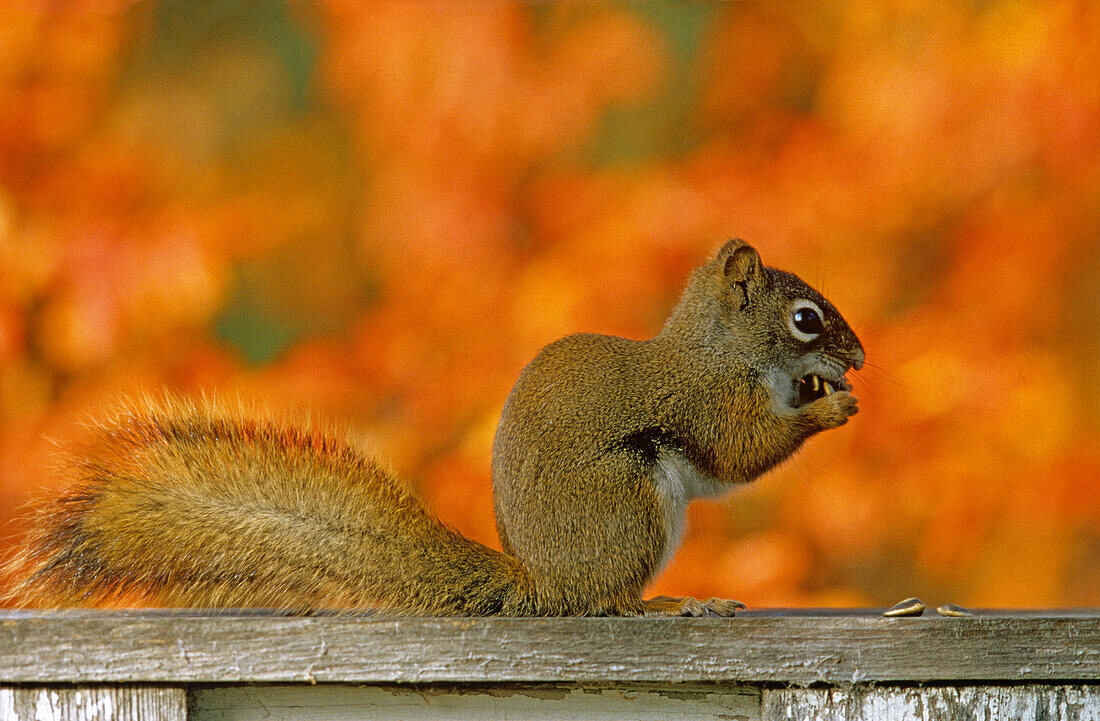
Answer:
[
  {"xmin": 0, "ymin": 687, "xmax": 186, "ymax": 721},
  {"xmin": 763, "ymin": 686, "xmax": 1100, "ymax": 721}
]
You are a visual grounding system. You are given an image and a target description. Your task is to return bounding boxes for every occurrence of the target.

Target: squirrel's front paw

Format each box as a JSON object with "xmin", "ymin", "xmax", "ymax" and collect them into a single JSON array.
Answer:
[{"xmin": 807, "ymin": 390, "xmax": 859, "ymax": 429}]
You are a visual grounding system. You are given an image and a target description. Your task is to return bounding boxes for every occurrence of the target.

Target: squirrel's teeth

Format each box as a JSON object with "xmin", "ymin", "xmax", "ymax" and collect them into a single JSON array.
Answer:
[
  {"xmin": 823, "ymin": 380, "xmax": 834, "ymax": 395},
  {"xmin": 812, "ymin": 376, "xmax": 821, "ymax": 392}
]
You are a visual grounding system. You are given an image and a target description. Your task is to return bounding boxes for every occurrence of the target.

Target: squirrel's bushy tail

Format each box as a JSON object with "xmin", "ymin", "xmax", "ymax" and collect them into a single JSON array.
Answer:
[{"xmin": 4, "ymin": 396, "xmax": 532, "ymax": 615}]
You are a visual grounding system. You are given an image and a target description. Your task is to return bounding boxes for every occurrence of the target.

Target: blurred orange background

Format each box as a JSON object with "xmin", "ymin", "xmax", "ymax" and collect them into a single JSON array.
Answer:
[{"xmin": 0, "ymin": 0, "xmax": 1097, "ymax": 609}]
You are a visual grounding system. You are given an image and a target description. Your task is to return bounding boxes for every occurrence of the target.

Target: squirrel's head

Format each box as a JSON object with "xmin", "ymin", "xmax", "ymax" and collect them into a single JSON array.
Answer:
[{"xmin": 665, "ymin": 239, "xmax": 865, "ymax": 409}]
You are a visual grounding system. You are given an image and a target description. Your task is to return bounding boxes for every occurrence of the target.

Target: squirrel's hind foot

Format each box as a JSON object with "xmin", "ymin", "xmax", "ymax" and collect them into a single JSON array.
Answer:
[{"xmin": 642, "ymin": 595, "xmax": 745, "ymax": 617}]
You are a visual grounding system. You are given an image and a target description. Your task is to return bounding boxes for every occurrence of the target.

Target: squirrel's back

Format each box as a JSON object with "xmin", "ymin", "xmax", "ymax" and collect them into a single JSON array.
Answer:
[{"xmin": 5, "ymin": 397, "xmax": 531, "ymax": 614}]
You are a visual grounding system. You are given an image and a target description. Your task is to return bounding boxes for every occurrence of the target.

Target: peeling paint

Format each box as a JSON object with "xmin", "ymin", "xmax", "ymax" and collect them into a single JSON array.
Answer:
[
  {"xmin": 766, "ymin": 685, "xmax": 1100, "ymax": 721},
  {"xmin": 77, "ymin": 694, "xmax": 114, "ymax": 721},
  {"xmin": 0, "ymin": 689, "xmax": 18, "ymax": 721},
  {"xmin": 33, "ymin": 692, "xmax": 59, "ymax": 721}
]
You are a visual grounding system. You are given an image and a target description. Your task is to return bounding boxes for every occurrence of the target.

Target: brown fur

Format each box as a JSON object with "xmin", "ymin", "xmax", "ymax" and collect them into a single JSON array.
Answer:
[
  {"xmin": 5, "ymin": 397, "xmax": 532, "ymax": 614},
  {"xmin": 492, "ymin": 240, "xmax": 864, "ymax": 615},
  {"xmin": 5, "ymin": 240, "xmax": 863, "ymax": 616}
]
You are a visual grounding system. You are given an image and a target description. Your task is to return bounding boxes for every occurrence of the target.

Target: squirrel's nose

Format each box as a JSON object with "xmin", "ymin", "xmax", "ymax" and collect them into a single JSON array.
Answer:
[{"xmin": 851, "ymin": 346, "xmax": 865, "ymax": 371}]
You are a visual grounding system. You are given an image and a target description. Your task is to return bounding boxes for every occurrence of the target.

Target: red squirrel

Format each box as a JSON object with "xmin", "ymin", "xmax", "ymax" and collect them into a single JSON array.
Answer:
[{"xmin": 7, "ymin": 240, "xmax": 863, "ymax": 615}]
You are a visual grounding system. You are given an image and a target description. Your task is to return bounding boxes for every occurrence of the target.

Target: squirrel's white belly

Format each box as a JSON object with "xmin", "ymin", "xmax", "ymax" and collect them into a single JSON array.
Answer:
[{"xmin": 651, "ymin": 448, "xmax": 728, "ymax": 577}]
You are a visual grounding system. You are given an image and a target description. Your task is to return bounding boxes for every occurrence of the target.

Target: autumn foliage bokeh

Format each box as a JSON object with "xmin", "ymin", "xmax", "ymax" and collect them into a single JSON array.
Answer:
[{"xmin": 1, "ymin": 0, "xmax": 1097, "ymax": 608}]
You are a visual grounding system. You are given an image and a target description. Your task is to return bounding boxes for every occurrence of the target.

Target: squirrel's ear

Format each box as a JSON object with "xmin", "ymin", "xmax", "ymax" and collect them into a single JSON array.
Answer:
[{"xmin": 718, "ymin": 239, "xmax": 763, "ymax": 286}]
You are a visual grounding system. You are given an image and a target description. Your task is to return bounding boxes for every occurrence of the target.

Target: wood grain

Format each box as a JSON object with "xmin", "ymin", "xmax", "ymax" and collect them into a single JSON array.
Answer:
[
  {"xmin": 763, "ymin": 685, "xmax": 1100, "ymax": 721},
  {"xmin": 1, "ymin": 611, "xmax": 1099, "ymax": 685},
  {"xmin": 0, "ymin": 686, "xmax": 186, "ymax": 721}
]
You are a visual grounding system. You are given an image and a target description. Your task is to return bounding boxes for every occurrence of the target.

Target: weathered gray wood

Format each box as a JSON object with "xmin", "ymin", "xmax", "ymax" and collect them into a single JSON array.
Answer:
[
  {"xmin": 763, "ymin": 685, "xmax": 1100, "ymax": 721},
  {"xmin": 192, "ymin": 684, "xmax": 761, "ymax": 721},
  {"xmin": 2, "ymin": 611, "xmax": 1099, "ymax": 685},
  {"xmin": 0, "ymin": 686, "xmax": 186, "ymax": 721}
]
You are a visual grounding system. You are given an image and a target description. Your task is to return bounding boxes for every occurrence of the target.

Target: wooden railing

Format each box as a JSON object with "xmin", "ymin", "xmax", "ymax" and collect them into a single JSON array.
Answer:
[{"xmin": 2, "ymin": 609, "xmax": 1098, "ymax": 720}]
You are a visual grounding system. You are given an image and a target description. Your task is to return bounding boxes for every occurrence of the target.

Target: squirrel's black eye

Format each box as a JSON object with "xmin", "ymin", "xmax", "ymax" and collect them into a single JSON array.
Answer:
[
  {"xmin": 793, "ymin": 308, "xmax": 823, "ymax": 334},
  {"xmin": 789, "ymin": 302, "xmax": 825, "ymax": 341}
]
